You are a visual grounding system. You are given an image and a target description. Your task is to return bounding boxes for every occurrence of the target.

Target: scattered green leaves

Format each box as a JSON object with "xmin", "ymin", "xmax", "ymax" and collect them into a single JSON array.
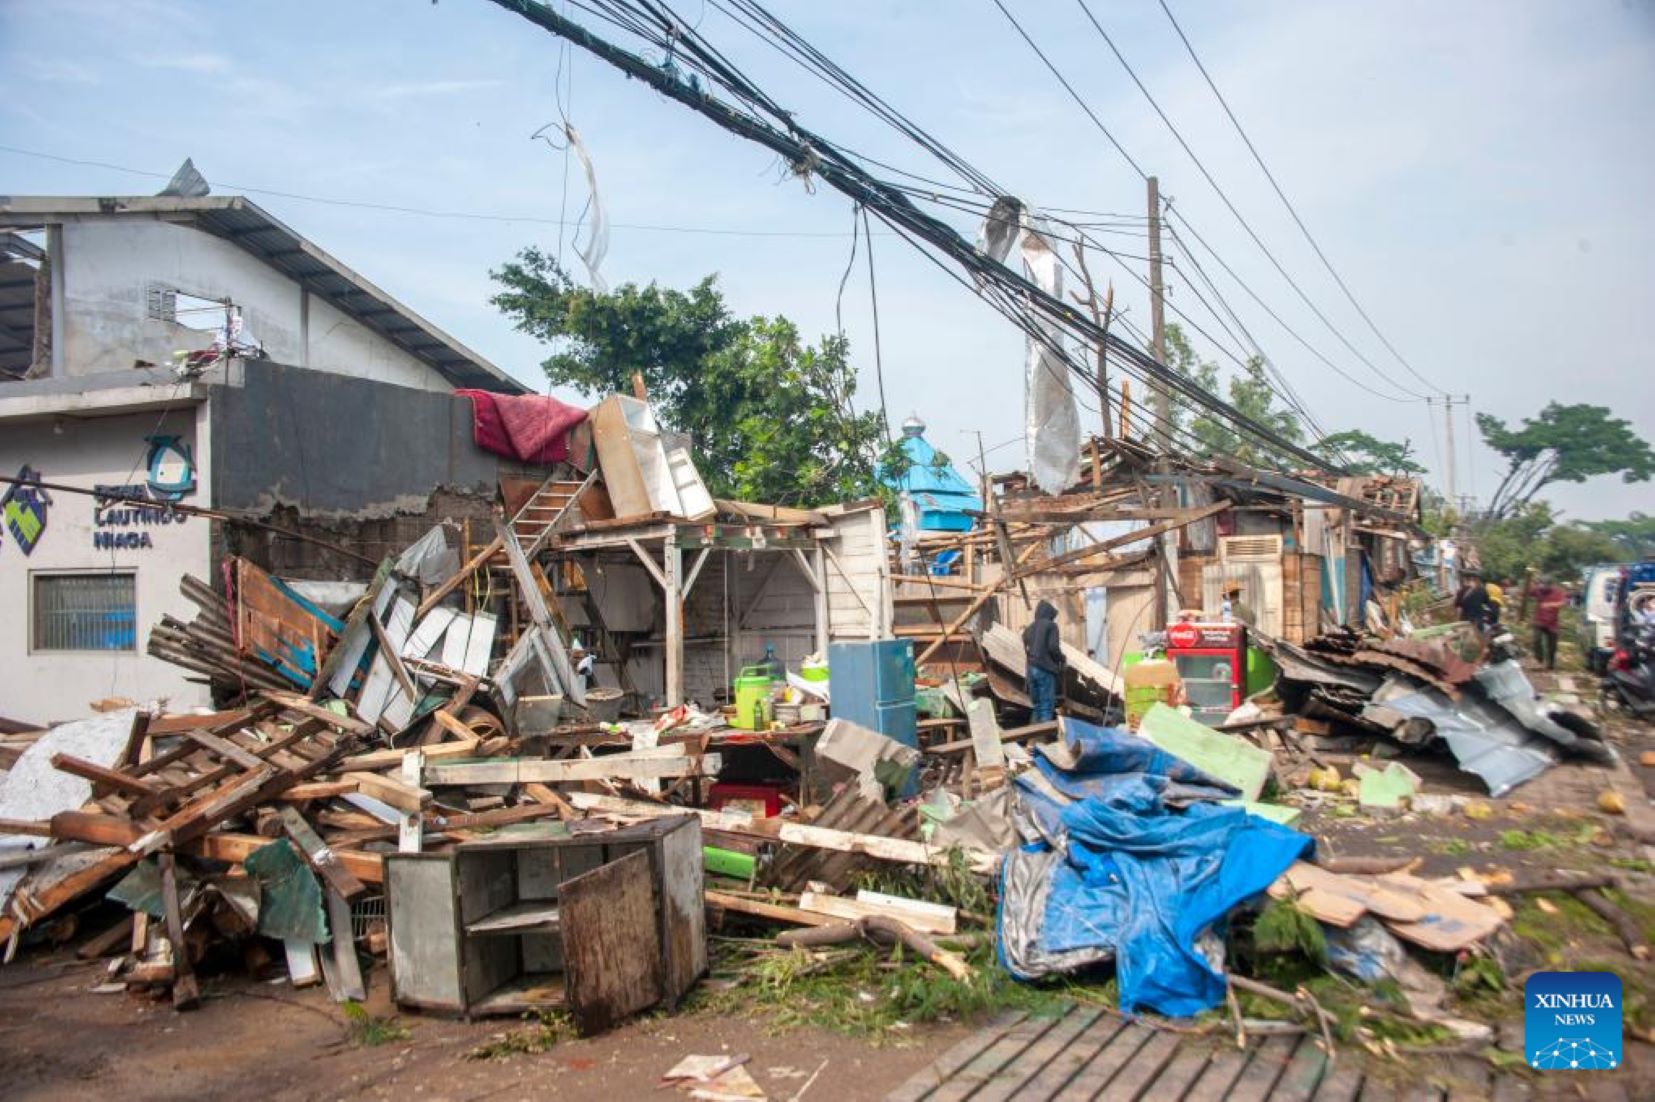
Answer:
[
  {"xmin": 341, "ymin": 1000, "xmax": 411, "ymax": 1048},
  {"xmin": 465, "ymin": 1009, "xmax": 572, "ymax": 1061}
]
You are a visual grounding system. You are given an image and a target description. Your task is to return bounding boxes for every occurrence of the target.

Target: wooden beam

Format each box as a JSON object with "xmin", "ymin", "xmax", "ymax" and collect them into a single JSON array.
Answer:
[
  {"xmin": 367, "ymin": 610, "xmax": 420, "ymax": 703},
  {"xmin": 261, "ymin": 692, "xmax": 375, "ymax": 737},
  {"xmin": 353, "ymin": 770, "xmax": 432, "ymax": 814},
  {"xmin": 706, "ymin": 889, "xmax": 842, "ymax": 927},
  {"xmin": 278, "ymin": 807, "xmax": 368, "ymax": 901},
  {"xmin": 188, "ymin": 833, "xmax": 383, "ymax": 885},
  {"xmin": 1013, "ymin": 502, "xmax": 1229, "ymax": 579},
  {"xmin": 416, "ymin": 535, "xmax": 502, "ymax": 621},
  {"xmin": 625, "ymin": 536, "xmax": 670, "ymax": 591},
  {"xmin": 49, "ymin": 753, "xmax": 156, "ymax": 798},
  {"xmin": 337, "ymin": 737, "xmax": 477, "ymax": 772},
  {"xmin": 425, "ymin": 752, "xmax": 721, "ymax": 786},
  {"xmin": 570, "ymin": 793, "xmax": 998, "ymax": 874},
  {"xmin": 682, "ymin": 545, "xmax": 713, "ymax": 597}
]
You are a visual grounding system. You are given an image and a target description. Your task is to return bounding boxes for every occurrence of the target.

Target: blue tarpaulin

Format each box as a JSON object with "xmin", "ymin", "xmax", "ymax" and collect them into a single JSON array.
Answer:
[{"xmin": 998, "ymin": 718, "xmax": 1312, "ymax": 1017}]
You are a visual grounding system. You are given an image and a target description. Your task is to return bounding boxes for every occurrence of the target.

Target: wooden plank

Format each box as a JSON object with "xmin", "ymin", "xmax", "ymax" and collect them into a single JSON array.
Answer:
[
  {"xmin": 1093, "ymin": 1027, "xmax": 1182, "ymax": 1101},
  {"xmin": 1225, "ymin": 1034, "xmax": 1298, "ymax": 1102},
  {"xmin": 1272, "ymin": 1035, "xmax": 1332, "ymax": 1102},
  {"xmin": 189, "ymin": 833, "xmax": 383, "ymax": 885},
  {"xmin": 425, "ymin": 753, "xmax": 720, "ymax": 786},
  {"xmin": 1057, "ymin": 1019, "xmax": 1157, "ymax": 1097},
  {"xmin": 560, "ymin": 848, "xmax": 662, "ymax": 1035},
  {"xmin": 1138, "ymin": 1042, "xmax": 1215, "ymax": 1100},
  {"xmin": 966, "ymin": 698, "xmax": 1006, "ymax": 771},
  {"xmin": 338, "ymin": 738, "xmax": 476, "ymax": 772},
  {"xmin": 159, "ymin": 851, "xmax": 200, "ymax": 1010},
  {"xmin": 262, "ymin": 692, "xmax": 375, "ymax": 737},
  {"xmin": 356, "ymin": 595, "xmax": 416, "ymax": 724},
  {"xmin": 887, "ymin": 1011, "xmax": 1031, "ymax": 1102},
  {"xmin": 926, "ymin": 1012, "xmax": 1067, "ymax": 1102},
  {"xmin": 183, "ymin": 728, "xmax": 267, "ymax": 771},
  {"xmin": 1183, "ymin": 1044, "xmax": 1252, "ymax": 1101},
  {"xmin": 278, "ymin": 807, "xmax": 367, "ymax": 901},
  {"xmin": 498, "ymin": 521, "xmax": 582, "ymax": 705},
  {"xmin": 416, "ymin": 535, "xmax": 502, "ymax": 621},
  {"xmin": 48, "ymin": 753, "xmax": 156, "ymax": 798},
  {"xmin": 1309, "ymin": 1062, "xmax": 1364, "ymax": 1102},
  {"xmin": 797, "ymin": 891, "xmax": 956, "ymax": 935},
  {"xmin": 704, "ymin": 890, "xmax": 843, "ymax": 928},
  {"xmin": 322, "ymin": 887, "xmax": 365, "ymax": 1002},
  {"xmin": 354, "ymin": 771, "xmax": 432, "ymax": 814},
  {"xmin": 970, "ymin": 1005, "xmax": 1107, "ymax": 1102},
  {"xmin": 1013, "ymin": 502, "xmax": 1229, "ymax": 578},
  {"xmin": 569, "ymin": 792, "xmax": 999, "ymax": 874}
]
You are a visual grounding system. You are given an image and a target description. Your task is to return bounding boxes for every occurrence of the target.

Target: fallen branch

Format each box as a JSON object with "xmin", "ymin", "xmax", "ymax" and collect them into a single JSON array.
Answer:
[
  {"xmin": 1478, "ymin": 872, "xmax": 1619, "ymax": 897},
  {"xmin": 1574, "ymin": 888, "xmax": 1651, "ymax": 962},
  {"xmin": 1313, "ymin": 855, "xmax": 1417, "ymax": 876},
  {"xmin": 1228, "ymin": 974, "xmax": 1336, "ymax": 1063},
  {"xmin": 777, "ymin": 916, "xmax": 973, "ymax": 981}
]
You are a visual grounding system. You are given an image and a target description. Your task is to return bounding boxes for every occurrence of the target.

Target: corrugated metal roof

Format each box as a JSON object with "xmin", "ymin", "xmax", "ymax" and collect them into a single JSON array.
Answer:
[{"xmin": 0, "ymin": 195, "xmax": 525, "ymax": 394}]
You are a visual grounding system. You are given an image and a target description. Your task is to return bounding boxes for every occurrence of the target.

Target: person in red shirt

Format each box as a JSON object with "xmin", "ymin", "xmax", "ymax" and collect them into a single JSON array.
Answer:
[{"xmin": 1532, "ymin": 576, "xmax": 1567, "ymax": 670}]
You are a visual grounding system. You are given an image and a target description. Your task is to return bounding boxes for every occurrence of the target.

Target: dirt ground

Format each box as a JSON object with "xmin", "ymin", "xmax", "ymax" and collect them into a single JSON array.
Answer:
[{"xmin": 0, "ymin": 954, "xmax": 968, "ymax": 1102}]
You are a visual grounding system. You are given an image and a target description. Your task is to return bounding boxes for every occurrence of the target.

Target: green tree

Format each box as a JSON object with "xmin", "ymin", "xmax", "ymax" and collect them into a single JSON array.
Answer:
[
  {"xmin": 1312, "ymin": 429, "xmax": 1426, "ymax": 476},
  {"xmin": 1473, "ymin": 501, "xmax": 1624, "ymax": 582},
  {"xmin": 491, "ymin": 250, "xmax": 891, "ymax": 505},
  {"xmin": 1161, "ymin": 323, "xmax": 1306, "ymax": 468},
  {"xmin": 1477, "ymin": 403, "xmax": 1655, "ymax": 520},
  {"xmin": 1580, "ymin": 512, "xmax": 1655, "ymax": 560}
]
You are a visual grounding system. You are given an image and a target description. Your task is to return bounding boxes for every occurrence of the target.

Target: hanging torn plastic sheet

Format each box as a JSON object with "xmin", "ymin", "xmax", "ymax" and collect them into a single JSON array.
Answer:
[
  {"xmin": 564, "ymin": 123, "xmax": 610, "ymax": 292},
  {"xmin": 976, "ymin": 200, "xmax": 1081, "ymax": 494}
]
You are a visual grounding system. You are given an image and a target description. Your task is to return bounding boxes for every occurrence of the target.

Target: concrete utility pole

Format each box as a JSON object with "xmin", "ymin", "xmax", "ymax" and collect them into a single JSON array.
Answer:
[
  {"xmin": 1147, "ymin": 175, "xmax": 1169, "ymax": 445},
  {"xmin": 1147, "ymin": 176, "xmax": 1171, "ymax": 630},
  {"xmin": 1441, "ymin": 397, "xmax": 1457, "ymax": 509}
]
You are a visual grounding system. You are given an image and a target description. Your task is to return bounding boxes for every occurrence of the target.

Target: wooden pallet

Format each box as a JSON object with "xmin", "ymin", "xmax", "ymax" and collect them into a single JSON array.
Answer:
[{"xmin": 887, "ymin": 1003, "xmax": 1529, "ymax": 1102}]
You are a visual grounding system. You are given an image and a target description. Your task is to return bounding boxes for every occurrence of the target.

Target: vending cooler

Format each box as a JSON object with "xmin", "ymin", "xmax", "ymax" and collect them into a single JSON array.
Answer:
[
  {"xmin": 827, "ymin": 639, "xmax": 918, "ymax": 751},
  {"xmin": 1164, "ymin": 621, "xmax": 1247, "ymax": 725}
]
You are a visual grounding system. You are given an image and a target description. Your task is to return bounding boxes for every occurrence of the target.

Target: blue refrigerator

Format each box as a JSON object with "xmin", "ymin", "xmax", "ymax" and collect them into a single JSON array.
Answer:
[{"xmin": 828, "ymin": 640, "xmax": 918, "ymax": 754}]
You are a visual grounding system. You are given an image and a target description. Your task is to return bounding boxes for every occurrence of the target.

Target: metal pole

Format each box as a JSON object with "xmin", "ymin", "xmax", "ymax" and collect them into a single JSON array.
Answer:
[{"xmin": 1443, "ymin": 396, "xmax": 1458, "ymax": 509}]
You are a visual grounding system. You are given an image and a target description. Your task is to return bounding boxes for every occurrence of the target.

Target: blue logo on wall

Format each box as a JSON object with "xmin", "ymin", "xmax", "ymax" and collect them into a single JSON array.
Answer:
[
  {"xmin": 1525, "ymin": 971, "xmax": 1622, "ymax": 1070},
  {"xmin": 144, "ymin": 435, "xmax": 196, "ymax": 501}
]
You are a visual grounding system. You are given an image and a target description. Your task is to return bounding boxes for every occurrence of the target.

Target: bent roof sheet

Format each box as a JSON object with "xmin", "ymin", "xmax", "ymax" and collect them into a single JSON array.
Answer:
[{"xmin": 0, "ymin": 195, "xmax": 524, "ymax": 394}]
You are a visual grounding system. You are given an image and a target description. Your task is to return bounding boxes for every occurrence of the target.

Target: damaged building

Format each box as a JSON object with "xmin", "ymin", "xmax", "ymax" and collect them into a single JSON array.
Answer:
[{"xmin": 0, "ymin": 195, "xmax": 531, "ymax": 725}]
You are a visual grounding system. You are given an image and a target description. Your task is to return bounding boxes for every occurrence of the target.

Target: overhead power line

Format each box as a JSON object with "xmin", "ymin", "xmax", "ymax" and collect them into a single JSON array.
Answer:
[
  {"xmin": 1004, "ymin": 0, "xmax": 1430, "ymax": 404},
  {"xmin": 1156, "ymin": 0, "xmax": 1447, "ymax": 396},
  {"xmin": 482, "ymin": 0, "xmax": 1336, "ymax": 472}
]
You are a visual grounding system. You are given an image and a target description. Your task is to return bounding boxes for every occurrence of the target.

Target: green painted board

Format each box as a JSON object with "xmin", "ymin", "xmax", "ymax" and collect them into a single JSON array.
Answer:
[
  {"xmin": 1139, "ymin": 702, "xmax": 1273, "ymax": 803},
  {"xmin": 1222, "ymin": 800, "xmax": 1301, "ymax": 826}
]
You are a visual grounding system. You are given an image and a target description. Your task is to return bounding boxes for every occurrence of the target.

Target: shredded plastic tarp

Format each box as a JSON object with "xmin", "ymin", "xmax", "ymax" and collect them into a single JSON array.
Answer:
[
  {"xmin": 976, "ymin": 199, "xmax": 1080, "ymax": 494},
  {"xmin": 998, "ymin": 718, "xmax": 1311, "ymax": 1017}
]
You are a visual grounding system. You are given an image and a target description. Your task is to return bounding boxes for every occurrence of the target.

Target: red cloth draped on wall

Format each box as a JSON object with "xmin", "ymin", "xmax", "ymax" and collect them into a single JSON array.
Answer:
[{"xmin": 455, "ymin": 391, "xmax": 588, "ymax": 464}]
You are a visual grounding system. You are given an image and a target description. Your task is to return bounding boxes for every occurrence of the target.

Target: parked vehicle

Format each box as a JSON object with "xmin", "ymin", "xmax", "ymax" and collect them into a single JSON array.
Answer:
[
  {"xmin": 1602, "ymin": 621, "xmax": 1655, "ymax": 720},
  {"xmin": 1580, "ymin": 564, "xmax": 1627, "ymax": 673}
]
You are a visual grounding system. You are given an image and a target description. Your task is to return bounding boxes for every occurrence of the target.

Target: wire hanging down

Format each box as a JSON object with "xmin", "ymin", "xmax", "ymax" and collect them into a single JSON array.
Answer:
[{"xmin": 486, "ymin": 0, "xmax": 1339, "ymax": 472}]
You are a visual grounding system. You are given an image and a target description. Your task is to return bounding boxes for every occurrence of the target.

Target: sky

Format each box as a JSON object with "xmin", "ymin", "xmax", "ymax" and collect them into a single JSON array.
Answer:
[{"xmin": 3, "ymin": 0, "xmax": 1653, "ymax": 521}]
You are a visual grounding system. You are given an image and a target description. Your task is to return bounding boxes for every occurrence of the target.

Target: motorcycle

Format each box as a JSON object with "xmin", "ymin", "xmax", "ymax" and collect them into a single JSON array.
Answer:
[{"xmin": 1601, "ymin": 622, "xmax": 1655, "ymax": 720}]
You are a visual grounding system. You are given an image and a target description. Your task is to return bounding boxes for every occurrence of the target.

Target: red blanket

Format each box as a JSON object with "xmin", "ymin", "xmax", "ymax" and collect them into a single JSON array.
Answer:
[{"xmin": 456, "ymin": 391, "xmax": 588, "ymax": 464}]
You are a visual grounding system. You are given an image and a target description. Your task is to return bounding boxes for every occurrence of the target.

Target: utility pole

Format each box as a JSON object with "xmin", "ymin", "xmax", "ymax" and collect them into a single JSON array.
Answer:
[
  {"xmin": 1069, "ymin": 243, "xmax": 1115, "ymax": 439},
  {"xmin": 1147, "ymin": 176, "xmax": 1171, "ymax": 630},
  {"xmin": 1147, "ymin": 175, "xmax": 1169, "ymax": 446},
  {"xmin": 1441, "ymin": 397, "xmax": 1457, "ymax": 509}
]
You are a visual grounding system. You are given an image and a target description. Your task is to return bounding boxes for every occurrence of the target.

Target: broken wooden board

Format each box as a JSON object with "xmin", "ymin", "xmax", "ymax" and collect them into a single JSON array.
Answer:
[
  {"xmin": 1375, "ymin": 872, "xmax": 1505, "ymax": 952},
  {"xmin": 1137, "ymin": 704, "xmax": 1272, "ymax": 803},
  {"xmin": 798, "ymin": 890, "xmax": 957, "ymax": 935},
  {"xmin": 424, "ymin": 752, "xmax": 721, "ymax": 786},
  {"xmin": 569, "ymin": 793, "xmax": 999, "ymax": 875},
  {"xmin": 561, "ymin": 848, "xmax": 662, "ymax": 1035}
]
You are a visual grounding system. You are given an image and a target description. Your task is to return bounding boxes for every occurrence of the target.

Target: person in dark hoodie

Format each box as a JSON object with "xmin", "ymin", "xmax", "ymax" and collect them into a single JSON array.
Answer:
[{"xmin": 1023, "ymin": 599, "xmax": 1064, "ymax": 723}]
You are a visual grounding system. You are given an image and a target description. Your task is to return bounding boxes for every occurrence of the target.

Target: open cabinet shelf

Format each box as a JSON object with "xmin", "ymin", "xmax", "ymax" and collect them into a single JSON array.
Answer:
[{"xmin": 386, "ymin": 814, "xmax": 705, "ymax": 1033}]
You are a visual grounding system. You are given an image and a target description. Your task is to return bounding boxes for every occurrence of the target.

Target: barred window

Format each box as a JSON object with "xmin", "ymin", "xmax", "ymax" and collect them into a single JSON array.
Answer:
[{"xmin": 33, "ymin": 572, "xmax": 137, "ymax": 652}]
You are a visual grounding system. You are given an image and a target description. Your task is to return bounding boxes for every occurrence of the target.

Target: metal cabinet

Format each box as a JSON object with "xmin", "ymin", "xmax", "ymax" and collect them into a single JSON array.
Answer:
[{"xmin": 385, "ymin": 815, "xmax": 705, "ymax": 1032}]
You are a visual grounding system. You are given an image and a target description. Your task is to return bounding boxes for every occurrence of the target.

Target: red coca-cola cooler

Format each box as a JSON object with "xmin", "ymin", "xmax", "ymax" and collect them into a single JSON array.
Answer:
[{"xmin": 1164, "ymin": 621, "xmax": 1247, "ymax": 724}]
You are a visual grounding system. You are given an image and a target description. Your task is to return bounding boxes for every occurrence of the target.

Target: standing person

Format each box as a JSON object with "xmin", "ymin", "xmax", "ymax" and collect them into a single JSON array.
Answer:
[
  {"xmin": 1023, "ymin": 599, "xmax": 1064, "ymax": 723},
  {"xmin": 1221, "ymin": 582, "xmax": 1257, "ymax": 626},
  {"xmin": 1455, "ymin": 573, "xmax": 1491, "ymax": 629},
  {"xmin": 1532, "ymin": 576, "xmax": 1567, "ymax": 670}
]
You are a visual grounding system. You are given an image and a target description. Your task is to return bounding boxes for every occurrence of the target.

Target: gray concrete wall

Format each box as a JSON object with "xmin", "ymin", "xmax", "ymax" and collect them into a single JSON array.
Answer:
[{"xmin": 208, "ymin": 359, "xmax": 500, "ymax": 517}]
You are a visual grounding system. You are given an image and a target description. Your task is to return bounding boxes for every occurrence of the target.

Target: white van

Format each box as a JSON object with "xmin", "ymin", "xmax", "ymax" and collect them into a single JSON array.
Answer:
[{"xmin": 1581, "ymin": 564, "xmax": 1625, "ymax": 672}]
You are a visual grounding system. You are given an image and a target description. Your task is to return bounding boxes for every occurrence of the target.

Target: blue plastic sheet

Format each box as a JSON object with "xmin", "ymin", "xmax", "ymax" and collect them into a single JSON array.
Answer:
[{"xmin": 999, "ymin": 718, "xmax": 1312, "ymax": 1017}]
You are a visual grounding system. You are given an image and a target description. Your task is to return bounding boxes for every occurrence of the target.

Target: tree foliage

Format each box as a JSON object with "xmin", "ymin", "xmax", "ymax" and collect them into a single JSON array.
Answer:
[
  {"xmin": 1477, "ymin": 402, "xmax": 1655, "ymax": 520},
  {"xmin": 1473, "ymin": 501, "xmax": 1625, "ymax": 582},
  {"xmin": 491, "ymin": 250, "xmax": 892, "ymax": 505},
  {"xmin": 1311, "ymin": 429, "xmax": 1426, "ymax": 476},
  {"xmin": 1161, "ymin": 323, "xmax": 1419, "ymax": 476},
  {"xmin": 1580, "ymin": 513, "xmax": 1655, "ymax": 560}
]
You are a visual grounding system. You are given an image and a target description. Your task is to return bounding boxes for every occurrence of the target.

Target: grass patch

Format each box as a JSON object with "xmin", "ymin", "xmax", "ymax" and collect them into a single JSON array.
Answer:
[
  {"xmin": 1429, "ymin": 838, "xmax": 1474, "ymax": 856},
  {"xmin": 1601, "ymin": 888, "xmax": 1655, "ymax": 945},
  {"xmin": 1575, "ymin": 959, "xmax": 1655, "ymax": 1035},
  {"xmin": 1511, "ymin": 892, "xmax": 1612, "ymax": 960},
  {"xmin": 466, "ymin": 1009, "xmax": 572, "ymax": 1060},
  {"xmin": 341, "ymin": 1000, "xmax": 411, "ymax": 1047},
  {"xmin": 693, "ymin": 938, "xmax": 1110, "ymax": 1041},
  {"xmin": 1608, "ymin": 857, "xmax": 1655, "ymax": 875},
  {"xmin": 852, "ymin": 848, "xmax": 995, "ymax": 920}
]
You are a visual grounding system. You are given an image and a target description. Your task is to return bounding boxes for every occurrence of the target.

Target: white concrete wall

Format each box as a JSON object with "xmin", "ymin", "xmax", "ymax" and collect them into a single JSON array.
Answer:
[
  {"xmin": 59, "ymin": 219, "xmax": 452, "ymax": 392},
  {"xmin": 0, "ymin": 407, "xmax": 213, "ymax": 725}
]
